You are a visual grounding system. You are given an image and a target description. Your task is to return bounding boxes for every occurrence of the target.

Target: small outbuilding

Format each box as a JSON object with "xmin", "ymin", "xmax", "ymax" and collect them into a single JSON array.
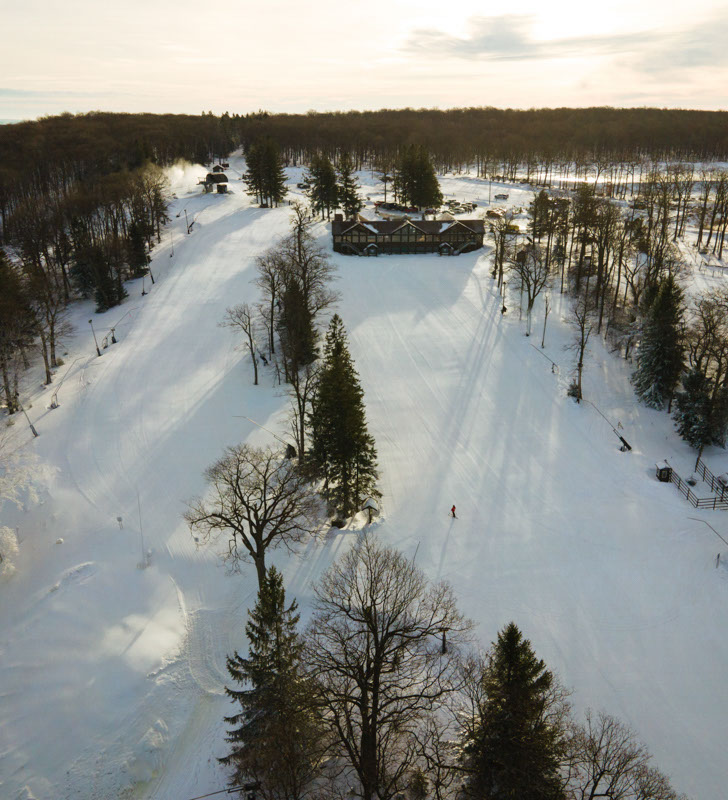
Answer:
[
  {"xmin": 655, "ymin": 461, "xmax": 672, "ymax": 482},
  {"xmin": 202, "ymin": 172, "xmax": 229, "ymax": 193}
]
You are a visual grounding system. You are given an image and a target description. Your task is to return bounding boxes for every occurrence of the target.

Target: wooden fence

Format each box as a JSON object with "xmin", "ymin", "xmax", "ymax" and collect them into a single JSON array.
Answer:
[
  {"xmin": 667, "ymin": 460, "xmax": 728, "ymax": 510},
  {"xmin": 695, "ymin": 457, "xmax": 728, "ymax": 501}
]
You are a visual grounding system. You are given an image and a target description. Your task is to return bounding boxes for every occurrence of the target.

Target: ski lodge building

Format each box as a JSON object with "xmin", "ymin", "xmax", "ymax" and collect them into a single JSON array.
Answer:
[{"xmin": 331, "ymin": 215, "xmax": 485, "ymax": 256}]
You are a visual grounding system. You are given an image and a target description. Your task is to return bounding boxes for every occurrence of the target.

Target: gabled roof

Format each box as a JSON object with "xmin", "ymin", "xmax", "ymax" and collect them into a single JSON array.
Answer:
[{"xmin": 332, "ymin": 218, "xmax": 485, "ymax": 236}]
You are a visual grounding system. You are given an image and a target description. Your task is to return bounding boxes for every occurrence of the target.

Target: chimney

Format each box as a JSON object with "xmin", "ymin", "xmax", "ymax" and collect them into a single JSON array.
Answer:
[{"xmin": 334, "ymin": 213, "xmax": 343, "ymax": 222}]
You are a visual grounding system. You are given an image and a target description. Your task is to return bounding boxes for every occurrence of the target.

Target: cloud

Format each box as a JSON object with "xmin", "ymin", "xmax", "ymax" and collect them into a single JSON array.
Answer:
[
  {"xmin": 406, "ymin": 15, "xmax": 653, "ymax": 62},
  {"xmin": 0, "ymin": 88, "xmax": 122, "ymax": 98},
  {"xmin": 633, "ymin": 15, "xmax": 728, "ymax": 75},
  {"xmin": 405, "ymin": 13, "xmax": 728, "ymax": 75}
]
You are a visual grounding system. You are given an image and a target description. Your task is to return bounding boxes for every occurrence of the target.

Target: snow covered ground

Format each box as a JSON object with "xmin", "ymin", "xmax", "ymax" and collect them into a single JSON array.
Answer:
[{"xmin": 1, "ymin": 158, "xmax": 727, "ymax": 799}]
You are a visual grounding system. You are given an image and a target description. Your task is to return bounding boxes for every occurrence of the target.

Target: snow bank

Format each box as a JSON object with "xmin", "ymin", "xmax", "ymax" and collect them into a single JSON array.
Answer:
[{"xmin": 126, "ymin": 720, "xmax": 169, "ymax": 784}]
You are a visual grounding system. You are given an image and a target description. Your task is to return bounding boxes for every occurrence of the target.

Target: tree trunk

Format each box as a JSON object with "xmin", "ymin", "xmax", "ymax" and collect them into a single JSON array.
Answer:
[
  {"xmin": 38, "ymin": 330, "xmax": 52, "ymax": 385},
  {"xmin": 254, "ymin": 552, "xmax": 267, "ymax": 590},
  {"xmin": 0, "ymin": 353, "xmax": 17, "ymax": 414}
]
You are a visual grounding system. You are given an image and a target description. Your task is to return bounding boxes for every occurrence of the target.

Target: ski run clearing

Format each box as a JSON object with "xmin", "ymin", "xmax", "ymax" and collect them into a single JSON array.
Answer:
[{"xmin": 1, "ymin": 156, "xmax": 727, "ymax": 800}]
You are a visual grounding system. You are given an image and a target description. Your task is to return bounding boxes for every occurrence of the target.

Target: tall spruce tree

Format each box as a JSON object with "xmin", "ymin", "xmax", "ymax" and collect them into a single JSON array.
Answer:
[
  {"xmin": 278, "ymin": 276, "xmax": 317, "ymax": 377},
  {"xmin": 673, "ymin": 366, "xmax": 728, "ymax": 459},
  {"xmin": 244, "ymin": 140, "xmax": 264, "ymax": 205},
  {"xmin": 394, "ymin": 146, "xmax": 443, "ymax": 211},
  {"xmin": 306, "ymin": 154, "xmax": 338, "ymax": 219},
  {"xmin": 220, "ymin": 566, "xmax": 324, "ymax": 800},
  {"xmin": 632, "ymin": 275, "xmax": 686, "ymax": 411},
  {"xmin": 336, "ymin": 153, "xmax": 363, "ymax": 218},
  {"xmin": 461, "ymin": 622, "xmax": 568, "ymax": 800},
  {"xmin": 309, "ymin": 315, "xmax": 378, "ymax": 517},
  {"xmin": 126, "ymin": 218, "xmax": 149, "ymax": 277},
  {"xmin": 245, "ymin": 139, "xmax": 288, "ymax": 207}
]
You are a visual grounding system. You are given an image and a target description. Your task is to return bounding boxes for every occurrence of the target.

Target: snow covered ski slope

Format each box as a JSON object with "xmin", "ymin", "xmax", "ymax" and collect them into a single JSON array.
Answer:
[{"xmin": 1, "ymin": 160, "xmax": 726, "ymax": 799}]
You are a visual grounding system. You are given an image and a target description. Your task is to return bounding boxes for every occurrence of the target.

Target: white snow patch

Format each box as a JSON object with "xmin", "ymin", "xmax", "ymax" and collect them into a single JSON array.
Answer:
[
  {"xmin": 126, "ymin": 719, "xmax": 169, "ymax": 784},
  {"xmin": 0, "ymin": 525, "xmax": 18, "ymax": 577}
]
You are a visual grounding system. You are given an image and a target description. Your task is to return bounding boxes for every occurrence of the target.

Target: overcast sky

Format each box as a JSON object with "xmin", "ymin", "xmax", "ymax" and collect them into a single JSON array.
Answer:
[{"xmin": 1, "ymin": 0, "xmax": 726, "ymax": 120}]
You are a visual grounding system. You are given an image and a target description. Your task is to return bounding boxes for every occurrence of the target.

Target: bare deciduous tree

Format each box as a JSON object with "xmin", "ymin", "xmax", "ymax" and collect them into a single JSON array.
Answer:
[
  {"xmin": 222, "ymin": 303, "xmax": 259, "ymax": 386},
  {"xmin": 304, "ymin": 535, "xmax": 471, "ymax": 800},
  {"xmin": 287, "ymin": 360, "xmax": 320, "ymax": 461},
  {"xmin": 255, "ymin": 247, "xmax": 286, "ymax": 357},
  {"xmin": 282, "ymin": 204, "xmax": 339, "ymax": 322},
  {"xmin": 568, "ymin": 710, "xmax": 686, "ymax": 800},
  {"xmin": 184, "ymin": 445, "xmax": 322, "ymax": 588},
  {"xmin": 567, "ymin": 295, "xmax": 595, "ymax": 402},
  {"xmin": 508, "ymin": 243, "xmax": 551, "ymax": 336}
]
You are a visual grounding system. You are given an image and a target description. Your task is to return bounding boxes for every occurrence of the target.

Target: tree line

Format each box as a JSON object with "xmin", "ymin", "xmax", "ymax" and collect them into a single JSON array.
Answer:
[
  {"xmin": 305, "ymin": 144, "xmax": 442, "ymax": 219},
  {"xmin": 215, "ymin": 535, "xmax": 687, "ymax": 800},
  {"xmin": 0, "ymin": 111, "xmax": 241, "ymax": 414},
  {"xmin": 0, "ymin": 163, "xmax": 172, "ymax": 411},
  {"xmin": 235, "ymin": 107, "xmax": 728, "ymax": 174},
  {"xmin": 489, "ymin": 162, "xmax": 728, "ymax": 462}
]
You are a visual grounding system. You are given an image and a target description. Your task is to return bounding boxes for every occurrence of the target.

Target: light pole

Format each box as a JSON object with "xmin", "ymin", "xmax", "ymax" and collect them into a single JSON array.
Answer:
[{"xmin": 89, "ymin": 319, "xmax": 101, "ymax": 357}]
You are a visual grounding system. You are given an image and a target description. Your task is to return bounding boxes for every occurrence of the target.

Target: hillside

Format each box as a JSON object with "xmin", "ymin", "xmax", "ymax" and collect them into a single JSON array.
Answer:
[{"xmin": 0, "ymin": 157, "xmax": 726, "ymax": 800}]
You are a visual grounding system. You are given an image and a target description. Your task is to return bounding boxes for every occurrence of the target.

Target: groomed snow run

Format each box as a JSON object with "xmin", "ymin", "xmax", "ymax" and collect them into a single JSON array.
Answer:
[{"xmin": 1, "ymin": 158, "xmax": 726, "ymax": 800}]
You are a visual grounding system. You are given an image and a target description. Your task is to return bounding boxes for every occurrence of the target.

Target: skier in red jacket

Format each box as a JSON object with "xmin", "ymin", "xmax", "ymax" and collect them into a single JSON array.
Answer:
[{"xmin": 451, "ymin": 505, "xmax": 457, "ymax": 518}]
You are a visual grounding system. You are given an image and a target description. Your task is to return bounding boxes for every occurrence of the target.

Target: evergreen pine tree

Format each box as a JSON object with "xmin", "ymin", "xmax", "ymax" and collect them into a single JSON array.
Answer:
[
  {"xmin": 244, "ymin": 138, "xmax": 287, "ymax": 207},
  {"xmin": 394, "ymin": 146, "xmax": 443, "ymax": 211},
  {"xmin": 309, "ymin": 315, "xmax": 378, "ymax": 517},
  {"xmin": 673, "ymin": 366, "xmax": 728, "ymax": 454},
  {"xmin": 336, "ymin": 153, "xmax": 362, "ymax": 218},
  {"xmin": 126, "ymin": 218, "xmax": 149, "ymax": 277},
  {"xmin": 306, "ymin": 154, "xmax": 338, "ymax": 219},
  {"xmin": 243, "ymin": 141, "xmax": 264, "ymax": 205},
  {"xmin": 261, "ymin": 139, "xmax": 288, "ymax": 207},
  {"xmin": 220, "ymin": 566, "xmax": 323, "ymax": 799},
  {"xmin": 461, "ymin": 622, "xmax": 567, "ymax": 800},
  {"xmin": 278, "ymin": 277, "xmax": 317, "ymax": 377},
  {"xmin": 633, "ymin": 274, "xmax": 686, "ymax": 410}
]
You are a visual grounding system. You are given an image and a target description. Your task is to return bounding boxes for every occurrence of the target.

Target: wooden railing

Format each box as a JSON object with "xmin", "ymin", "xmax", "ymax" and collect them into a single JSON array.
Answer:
[
  {"xmin": 667, "ymin": 461, "xmax": 728, "ymax": 510},
  {"xmin": 695, "ymin": 457, "xmax": 728, "ymax": 501}
]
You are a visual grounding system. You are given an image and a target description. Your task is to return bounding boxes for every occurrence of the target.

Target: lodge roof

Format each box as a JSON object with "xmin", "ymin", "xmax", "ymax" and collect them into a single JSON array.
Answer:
[{"xmin": 332, "ymin": 218, "xmax": 485, "ymax": 236}]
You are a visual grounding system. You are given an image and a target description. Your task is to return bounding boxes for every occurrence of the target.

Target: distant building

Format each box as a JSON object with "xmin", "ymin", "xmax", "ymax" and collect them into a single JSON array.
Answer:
[
  {"xmin": 200, "ymin": 172, "xmax": 229, "ymax": 193},
  {"xmin": 331, "ymin": 215, "xmax": 485, "ymax": 256}
]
